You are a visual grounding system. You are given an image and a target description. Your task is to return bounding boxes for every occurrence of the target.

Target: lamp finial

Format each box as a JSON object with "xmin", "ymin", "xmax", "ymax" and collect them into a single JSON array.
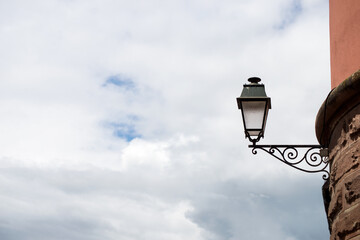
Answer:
[{"xmin": 248, "ymin": 77, "xmax": 261, "ymax": 84}]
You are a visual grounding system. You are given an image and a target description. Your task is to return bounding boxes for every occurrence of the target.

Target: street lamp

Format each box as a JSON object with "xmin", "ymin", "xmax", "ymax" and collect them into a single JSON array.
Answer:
[
  {"xmin": 236, "ymin": 77, "xmax": 329, "ymax": 180},
  {"xmin": 236, "ymin": 77, "xmax": 271, "ymax": 145}
]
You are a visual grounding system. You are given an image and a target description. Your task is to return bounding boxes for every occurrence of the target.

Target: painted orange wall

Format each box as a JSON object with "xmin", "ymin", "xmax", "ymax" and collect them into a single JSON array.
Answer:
[{"xmin": 330, "ymin": 0, "xmax": 360, "ymax": 88}]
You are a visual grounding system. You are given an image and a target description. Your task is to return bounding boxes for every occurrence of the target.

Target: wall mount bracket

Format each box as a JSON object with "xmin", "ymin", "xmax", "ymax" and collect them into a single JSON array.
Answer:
[{"xmin": 249, "ymin": 144, "xmax": 329, "ymax": 180}]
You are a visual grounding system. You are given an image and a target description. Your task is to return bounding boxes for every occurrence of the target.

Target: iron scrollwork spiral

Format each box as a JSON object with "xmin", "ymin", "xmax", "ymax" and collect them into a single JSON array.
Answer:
[{"xmin": 250, "ymin": 145, "xmax": 329, "ymax": 180}]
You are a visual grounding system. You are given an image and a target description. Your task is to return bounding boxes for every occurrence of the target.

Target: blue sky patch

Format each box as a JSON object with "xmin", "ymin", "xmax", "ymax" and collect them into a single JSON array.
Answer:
[
  {"xmin": 103, "ymin": 75, "xmax": 135, "ymax": 90},
  {"xmin": 107, "ymin": 122, "xmax": 141, "ymax": 142},
  {"xmin": 275, "ymin": 0, "xmax": 302, "ymax": 30}
]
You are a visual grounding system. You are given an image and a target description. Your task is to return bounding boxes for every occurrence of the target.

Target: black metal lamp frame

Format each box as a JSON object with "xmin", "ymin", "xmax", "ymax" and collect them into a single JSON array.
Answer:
[
  {"xmin": 248, "ymin": 142, "xmax": 329, "ymax": 180},
  {"xmin": 237, "ymin": 77, "xmax": 329, "ymax": 180}
]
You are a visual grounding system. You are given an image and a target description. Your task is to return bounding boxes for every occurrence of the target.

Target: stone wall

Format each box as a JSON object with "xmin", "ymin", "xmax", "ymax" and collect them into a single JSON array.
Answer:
[
  {"xmin": 328, "ymin": 110, "xmax": 360, "ymax": 239},
  {"xmin": 316, "ymin": 70, "xmax": 360, "ymax": 240}
]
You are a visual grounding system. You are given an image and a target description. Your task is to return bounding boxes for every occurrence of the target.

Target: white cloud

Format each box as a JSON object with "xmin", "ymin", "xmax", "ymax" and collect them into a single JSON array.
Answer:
[{"xmin": 0, "ymin": 0, "xmax": 330, "ymax": 239}]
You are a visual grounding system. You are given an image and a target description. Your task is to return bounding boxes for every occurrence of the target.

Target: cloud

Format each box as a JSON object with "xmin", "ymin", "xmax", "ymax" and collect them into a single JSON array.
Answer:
[{"xmin": 0, "ymin": 0, "xmax": 330, "ymax": 239}]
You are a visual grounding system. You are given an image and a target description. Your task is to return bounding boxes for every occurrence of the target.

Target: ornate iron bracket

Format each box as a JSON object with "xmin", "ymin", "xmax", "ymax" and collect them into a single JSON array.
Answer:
[{"xmin": 249, "ymin": 144, "xmax": 329, "ymax": 180}]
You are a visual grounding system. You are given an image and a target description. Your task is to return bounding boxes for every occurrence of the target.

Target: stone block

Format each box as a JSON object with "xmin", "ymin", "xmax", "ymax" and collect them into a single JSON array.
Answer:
[
  {"xmin": 331, "ymin": 203, "xmax": 360, "ymax": 240},
  {"xmin": 328, "ymin": 185, "xmax": 342, "ymax": 216},
  {"xmin": 345, "ymin": 173, "xmax": 360, "ymax": 205},
  {"xmin": 330, "ymin": 148, "xmax": 360, "ymax": 186},
  {"xmin": 347, "ymin": 232, "xmax": 360, "ymax": 240}
]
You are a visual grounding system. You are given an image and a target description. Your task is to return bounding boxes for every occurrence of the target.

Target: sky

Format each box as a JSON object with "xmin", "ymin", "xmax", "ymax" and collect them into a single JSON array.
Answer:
[{"xmin": 0, "ymin": 0, "xmax": 331, "ymax": 239}]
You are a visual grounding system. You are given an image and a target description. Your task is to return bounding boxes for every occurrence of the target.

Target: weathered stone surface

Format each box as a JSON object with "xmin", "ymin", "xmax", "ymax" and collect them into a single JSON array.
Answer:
[
  {"xmin": 346, "ymin": 229, "xmax": 360, "ymax": 240},
  {"xmin": 325, "ymin": 105, "xmax": 360, "ymax": 240},
  {"xmin": 348, "ymin": 232, "xmax": 360, "ymax": 240},
  {"xmin": 328, "ymin": 115, "xmax": 360, "ymax": 239},
  {"xmin": 316, "ymin": 69, "xmax": 360, "ymax": 240},
  {"xmin": 349, "ymin": 116, "xmax": 360, "ymax": 141},
  {"xmin": 330, "ymin": 148, "xmax": 360, "ymax": 186},
  {"xmin": 315, "ymin": 70, "xmax": 360, "ymax": 146},
  {"xmin": 330, "ymin": 203, "xmax": 360, "ymax": 240},
  {"xmin": 328, "ymin": 186, "xmax": 343, "ymax": 224},
  {"xmin": 345, "ymin": 174, "xmax": 360, "ymax": 204}
]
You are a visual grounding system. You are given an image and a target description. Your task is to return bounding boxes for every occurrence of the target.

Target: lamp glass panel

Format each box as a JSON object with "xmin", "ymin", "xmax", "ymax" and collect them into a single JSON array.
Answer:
[
  {"xmin": 242, "ymin": 101, "xmax": 266, "ymax": 135},
  {"xmin": 247, "ymin": 130, "xmax": 261, "ymax": 136}
]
